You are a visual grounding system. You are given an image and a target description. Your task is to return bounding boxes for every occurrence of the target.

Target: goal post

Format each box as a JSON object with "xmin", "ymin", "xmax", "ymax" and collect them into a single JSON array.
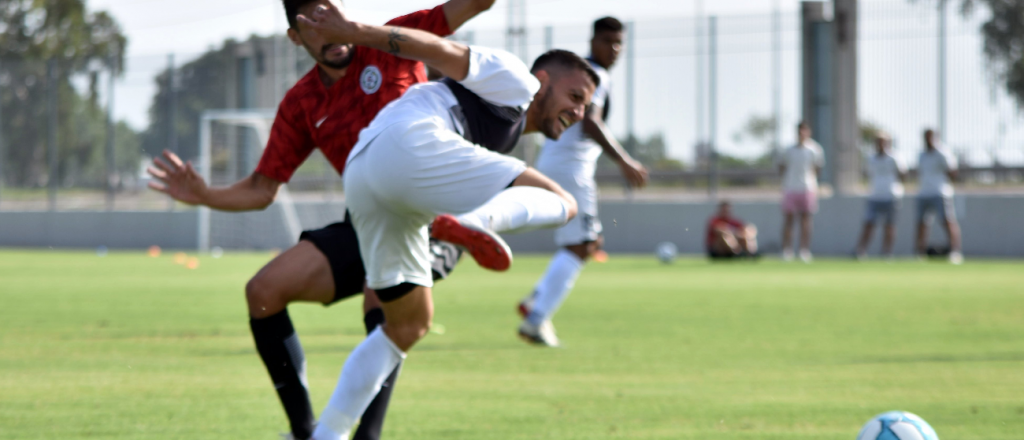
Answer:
[{"xmin": 196, "ymin": 109, "xmax": 303, "ymax": 252}]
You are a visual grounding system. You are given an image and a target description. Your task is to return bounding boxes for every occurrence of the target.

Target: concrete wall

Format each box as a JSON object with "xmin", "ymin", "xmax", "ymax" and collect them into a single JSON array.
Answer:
[
  {"xmin": 503, "ymin": 194, "xmax": 1024, "ymax": 257},
  {"xmin": 2, "ymin": 195, "xmax": 1022, "ymax": 257}
]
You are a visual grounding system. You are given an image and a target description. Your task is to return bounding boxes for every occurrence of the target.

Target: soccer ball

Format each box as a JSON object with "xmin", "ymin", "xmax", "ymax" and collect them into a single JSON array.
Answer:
[
  {"xmin": 655, "ymin": 242, "xmax": 677, "ymax": 264},
  {"xmin": 856, "ymin": 411, "xmax": 939, "ymax": 440}
]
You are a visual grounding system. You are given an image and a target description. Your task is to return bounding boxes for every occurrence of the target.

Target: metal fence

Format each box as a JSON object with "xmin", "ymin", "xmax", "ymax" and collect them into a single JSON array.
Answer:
[{"xmin": 1, "ymin": 0, "xmax": 1022, "ymax": 212}]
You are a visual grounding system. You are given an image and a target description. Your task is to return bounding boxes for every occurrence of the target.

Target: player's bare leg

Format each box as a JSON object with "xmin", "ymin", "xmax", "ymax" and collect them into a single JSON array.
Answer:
[
  {"xmin": 248, "ymin": 242, "xmax": 404, "ymax": 440},
  {"xmin": 711, "ymin": 227, "xmax": 740, "ymax": 255},
  {"xmin": 247, "ymin": 241, "xmax": 336, "ymax": 317},
  {"xmin": 799, "ymin": 213, "xmax": 814, "ymax": 262},
  {"xmin": 739, "ymin": 225, "xmax": 758, "ymax": 254},
  {"xmin": 781, "ymin": 212, "xmax": 795, "ymax": 260},
  {"xmin": 856, "ymin": 221, "xmax": 875, "ymax": 258},
  {"xmin": 915, "ymin": 221, "xmax": 929, "ymax": 256},
  {"xmin": 881, "ymin": 224, "xmax": 896, "ymax": 257}
]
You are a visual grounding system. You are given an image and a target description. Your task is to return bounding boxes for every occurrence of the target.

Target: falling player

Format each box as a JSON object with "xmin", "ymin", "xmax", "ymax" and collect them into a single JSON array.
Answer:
[
  {"xmin": 294, "ymin": 4, "xmax": 600, "ymax": 438},
  {"xmin": 146, "ymin": 1, "xmax": 495, "ymax": 438},
  {"xmin": 517, "ymin": 17, "xmax": 649, "ymax": 347}
]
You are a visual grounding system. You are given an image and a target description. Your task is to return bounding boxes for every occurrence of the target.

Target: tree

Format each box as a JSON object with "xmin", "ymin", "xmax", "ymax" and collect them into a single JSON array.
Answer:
[
  {"xmin": 917, "ymin": 0, "xmax": 1024, "ymax": 107},
  {"xmin": 0, "ymin": 0, "xmax": 130, "ymax": 187}
]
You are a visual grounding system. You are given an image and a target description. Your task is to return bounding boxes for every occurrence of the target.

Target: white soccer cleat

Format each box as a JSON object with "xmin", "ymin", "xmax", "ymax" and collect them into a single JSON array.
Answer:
[
  {"xmin": 799, "ymin": 248, "xmax": 813, "ymax": 263},
  {"xmin": 781, "ymin": 249, "xmax": 794, "ymax": 262},
  {"xmin": 518, "ymin": 320, "xmax": 560, "ymax": 347},
  {"xmin": 949, "ymin": 250, "xmax": 964, "ymax": 265}
]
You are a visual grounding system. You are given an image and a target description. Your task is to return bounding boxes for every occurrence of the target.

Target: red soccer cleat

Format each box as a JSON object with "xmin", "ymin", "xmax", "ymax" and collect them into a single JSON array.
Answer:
[{"xmin": 430, "ymin": 214, "xmax": 512, "ymax": 272}]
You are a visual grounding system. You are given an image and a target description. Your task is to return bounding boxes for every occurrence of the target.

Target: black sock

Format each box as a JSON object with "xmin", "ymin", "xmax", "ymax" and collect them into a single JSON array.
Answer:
[
  {"xmin": 353, "ymin": 308, "xmax": 402, "ymax": 440},
  {"xmin": 250, "ymin": 310, "xmax": 315, "ymax": 440}
]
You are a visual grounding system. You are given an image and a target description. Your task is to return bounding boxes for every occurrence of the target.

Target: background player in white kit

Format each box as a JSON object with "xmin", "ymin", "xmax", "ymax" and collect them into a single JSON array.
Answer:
[
  {"xmin": 854, "ymin": 132, "xmax": 907, "ymax": 259},
  {"xmin": 295, "ymin": 5, "xmax": 601, "ymax": 438},
  {"xmin": 517, "ymin": 17, "xmax": 649, "ymax": 347},
  {"xmin": 914, "ymin": 129, "xmax": 963, "ymax": 264},
  {"xmin": 777, "ymin": 121, "xmax": 825, "ymax": 263}
]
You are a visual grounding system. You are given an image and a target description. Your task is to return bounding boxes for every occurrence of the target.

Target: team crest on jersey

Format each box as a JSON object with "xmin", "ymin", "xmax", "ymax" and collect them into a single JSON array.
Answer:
[{"xmin": 360, "ymin": 65, "xmax": 382, "ymax": 95}]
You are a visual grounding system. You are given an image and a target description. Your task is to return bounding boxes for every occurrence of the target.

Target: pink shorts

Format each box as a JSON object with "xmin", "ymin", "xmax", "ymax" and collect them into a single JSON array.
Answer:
[{"xmin": 782, "ymin": 191, "xmax": 818, "ymax": 214}]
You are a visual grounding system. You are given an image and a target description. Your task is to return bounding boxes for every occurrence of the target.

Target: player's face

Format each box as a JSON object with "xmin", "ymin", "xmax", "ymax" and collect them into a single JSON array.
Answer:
[
  {"xmin": 288, "ymin": 0, "xmax": 354, "ymax": 70},
  {"xmin": 591, "ymin": 30, "xmax": 624, "ymax": 69},
  {"xmin": 534, "ymin": 70, "xmax": 596, "ymax": 140},
  {"xmin": 719, "ymin": 203, "xmax": 732, "ymax": 217},
  {"xmin": 798, "ymin": 126, "xmax": 811, "ymax": 143},
  {"xmin": 875, "ymin": 137, "xmax": 890, "ymax": 154}
]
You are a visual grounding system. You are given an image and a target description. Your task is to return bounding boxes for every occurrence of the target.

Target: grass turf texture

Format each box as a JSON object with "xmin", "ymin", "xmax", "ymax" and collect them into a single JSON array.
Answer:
[{"xmin": 1, "ymin": 250, "xmax": 1022, "ymax": 439}]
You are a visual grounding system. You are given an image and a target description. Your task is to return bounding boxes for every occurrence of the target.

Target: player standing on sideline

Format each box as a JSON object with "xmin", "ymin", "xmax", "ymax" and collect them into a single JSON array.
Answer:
[
  {"xmin": 516, "ymin": 17, "xmax": 648, "ymax": 347},
  {"xmin": 294, "ymin": 5, "xmax": 599, "ymax": 438},
  {"xmin": 914, "ymin": 128, "xmax": 963, "ymax": 264},
  {"xmin": 854, "ymin": 132, "xmax": 906, "ymax": 259},
  {"xmin": 778, "ymin": 121, "xmax": 824, "ymax": 263},
  {"xmin": 145, "ymin": 1, "xmax": 494, "ymax": 439}
]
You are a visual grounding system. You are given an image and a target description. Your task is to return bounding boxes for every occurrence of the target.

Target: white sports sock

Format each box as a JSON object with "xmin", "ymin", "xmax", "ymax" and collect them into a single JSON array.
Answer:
[
  {"xmin": 455, "ymin": 186, "xmax": 570, "ymax": 234},
  {"xmin": 528, "ymin": 249, "xmax": 584, "ymax": 325},
  {"xmin": 313, "ymin": 327, "xmax": 406, "ymax": 440}
]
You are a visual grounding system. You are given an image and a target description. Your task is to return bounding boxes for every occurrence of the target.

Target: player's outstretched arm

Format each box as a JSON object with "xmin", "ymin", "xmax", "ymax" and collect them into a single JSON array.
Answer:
[
  {"xmin": 443, "ymin": 0, "xmax": 495, "ymax": 31},
  {"xmin": 147, "ymin": 150, "xmax": 281, "ymax": 211},
  {"xmin": 298, "ymin": 4, "xmax": 470, "ymax": 81},
  {"xmin": 582, "ymin": 105, "xmax": 649, "ymax": 188}
]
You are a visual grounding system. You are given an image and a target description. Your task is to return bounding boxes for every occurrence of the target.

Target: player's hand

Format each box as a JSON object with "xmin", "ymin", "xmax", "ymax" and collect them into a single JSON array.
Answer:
[
  {"xmin": 147, "ymin": 150, "xmax": 208, "ymax": 205},
  {"xmin": 296, "ymin": 2, "xmax": 359, "ymax": 41},
  {"xmin": 619, "ymin": 158, "xmax": 649, "ymax": 189}
]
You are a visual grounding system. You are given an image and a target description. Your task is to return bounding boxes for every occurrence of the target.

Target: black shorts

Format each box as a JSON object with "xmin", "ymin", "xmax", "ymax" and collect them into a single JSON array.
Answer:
[
  {"xmin": 299, "ymin": 213, "xmax": 366, "ymax": 305},
  {"xmin": 299, "ymin": 212, "xmax": 463, "ymax": 305}
]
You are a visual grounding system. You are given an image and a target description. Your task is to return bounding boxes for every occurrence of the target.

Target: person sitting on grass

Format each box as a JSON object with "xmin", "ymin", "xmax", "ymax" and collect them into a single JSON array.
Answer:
[{"xmin": 705, "ymin": 200, "xmax": 758, "ymax": 259}]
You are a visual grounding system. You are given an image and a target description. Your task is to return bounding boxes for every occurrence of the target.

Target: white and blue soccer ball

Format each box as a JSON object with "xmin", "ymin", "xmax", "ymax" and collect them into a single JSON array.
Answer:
[
  {"xmin": 655, "ymin": 242, "xmax": 677, "ymax": 264},
  {"xmin": 857, "ymin": 411, "xmax": 939, "ymax": 440}
]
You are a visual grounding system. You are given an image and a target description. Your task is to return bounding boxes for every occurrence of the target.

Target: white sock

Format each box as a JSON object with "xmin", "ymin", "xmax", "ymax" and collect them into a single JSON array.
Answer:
[
  {"xmin": 313, "ymin": 327, "xmax": 406, "ymax": 440},
  {"xmin": 528, "ymin": 249, "xmax": 584, "ymax": 325},
  {"xmin": 455, "ymin": 186, "xmax": 570, "ymax": 235}
]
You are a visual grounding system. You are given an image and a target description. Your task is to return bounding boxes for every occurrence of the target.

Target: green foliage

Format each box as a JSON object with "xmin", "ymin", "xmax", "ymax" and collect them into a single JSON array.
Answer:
[
  {"xmin": 0, "ymin": 0, "xmax": 132, "ymax": 187},
  {"xmin": 1, "ymin": 251, "xmax": 1023, "ymax": 438},
  {"xmin": 600, "ymin": 132, "xmax": 685, "ymax": 171},
  {"xmin": 917, "ymin": 0, "xmax": 1024, "ymax": 108}
]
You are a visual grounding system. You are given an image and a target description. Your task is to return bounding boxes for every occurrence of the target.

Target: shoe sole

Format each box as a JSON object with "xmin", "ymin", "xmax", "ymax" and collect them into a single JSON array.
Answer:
[{"xmin": 430, "ymin": 215, "xmax": 512, "ymax": 272}]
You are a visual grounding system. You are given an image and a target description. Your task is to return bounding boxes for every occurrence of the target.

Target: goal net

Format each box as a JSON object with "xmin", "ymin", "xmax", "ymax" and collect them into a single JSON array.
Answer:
[{"xmin": 197, "ymin": 109, "xmax": 346, "ymax": 251}]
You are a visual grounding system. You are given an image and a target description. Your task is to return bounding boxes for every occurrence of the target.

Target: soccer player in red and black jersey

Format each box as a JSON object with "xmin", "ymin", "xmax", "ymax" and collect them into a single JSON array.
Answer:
[
  {"xmin": 145, "ymin": 1, "xmax": 494, "ymax": 439},
  {"xmin": 706, "ymin": 200, "xmax": 759, "ymax": 259}
]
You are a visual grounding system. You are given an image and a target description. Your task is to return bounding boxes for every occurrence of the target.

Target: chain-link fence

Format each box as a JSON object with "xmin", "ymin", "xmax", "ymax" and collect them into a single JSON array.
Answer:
[{"xmin": 1, "ymin": 0, "xmax": 1022, "ymax": 211}]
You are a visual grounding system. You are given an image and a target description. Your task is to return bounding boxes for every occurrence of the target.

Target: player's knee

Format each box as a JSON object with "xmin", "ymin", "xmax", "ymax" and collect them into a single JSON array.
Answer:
[
  {"xmin": 385, "ymin": 317, "xmax": 431, "ymax": 351},
  {"xmin": 245, "ymin": 274, "xmax": 286, "ymax": 316},
  {"xmin": 561, "ymin": 195, "xmax": 578, "ymax": 221}
]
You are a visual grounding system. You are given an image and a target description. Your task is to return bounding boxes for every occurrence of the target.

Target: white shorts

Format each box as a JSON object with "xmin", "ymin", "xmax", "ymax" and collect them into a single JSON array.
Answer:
[
  {"xmin": 344, "ymin": 118, "xmax": 527, "ymax": 289},
  {"xmin": 546, "ymin": 173, "xmax": 601, "ymax": 246}
]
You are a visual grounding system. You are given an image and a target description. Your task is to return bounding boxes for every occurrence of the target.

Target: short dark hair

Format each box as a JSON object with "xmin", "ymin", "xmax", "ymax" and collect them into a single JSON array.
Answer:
[
  {"xmin": 593, "ymin": 16, "xmax": 624, "ymax": 35},
  {"xmin": 797, "ymin": 121, "xmax": 810, "ymax": 131},
  {"xmin": 283, "ymin": 0, "xmax": 320, "ymax": 29},
  {"xmin": 531, "ymin": 49, "xmax": 601, "ymax": 88}
]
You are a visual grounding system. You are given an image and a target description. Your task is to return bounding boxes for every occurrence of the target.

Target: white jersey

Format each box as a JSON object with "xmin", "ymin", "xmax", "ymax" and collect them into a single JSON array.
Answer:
[
  {"xmin": 917, "ymin": 147, "xmax": 958, "ymax": 198},
  {"xmin": 349, "ymin": 46, "xmax": 540, "ymax": 164},
  {"xmin": 777, "ymin": 140, "xmax": 825, "ymax": 192},
  {"xmin": 866, "ymin": 152, "xmax": 906, "ymax": 201},
  {"xmin": 534, "ymin": 59, "xmax": 611, "ymax": 181}
]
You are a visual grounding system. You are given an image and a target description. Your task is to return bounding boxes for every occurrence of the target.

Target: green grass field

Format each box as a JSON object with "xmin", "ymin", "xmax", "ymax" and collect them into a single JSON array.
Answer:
[{"xmin": 1, "ymin": 250, "xmax": 1022, "ymax": 439}]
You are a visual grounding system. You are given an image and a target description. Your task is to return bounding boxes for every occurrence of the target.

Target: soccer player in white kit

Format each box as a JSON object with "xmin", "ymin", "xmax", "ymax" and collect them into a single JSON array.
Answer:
[
  {"xmin": 914, "ymin": 129, "xmax": 963, "ymax": 264},
  {"xmin": 517, "ymin": 17, "xmax": 649, "ymax": 347},
  {"xmin": 295, "ymin": 5, "xmax": 601, "ymax": 439},
  {"xmin": 855, "ymin": 132, "xmax": 907, "ymax": 259},
  {"xmin": 778, "ymin": 121, "xmax": 825, "ymax": 263}
]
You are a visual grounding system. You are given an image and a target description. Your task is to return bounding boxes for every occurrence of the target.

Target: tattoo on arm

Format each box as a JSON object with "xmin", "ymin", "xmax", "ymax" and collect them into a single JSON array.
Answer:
[{"xmin": 387, "ymin": 27, "xmax": 409, "ymax": 55}]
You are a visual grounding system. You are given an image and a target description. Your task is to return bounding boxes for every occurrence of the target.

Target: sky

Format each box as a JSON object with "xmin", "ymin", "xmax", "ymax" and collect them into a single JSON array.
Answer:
[
  {"xmin": 82, "ymin": 0, "xmax": 1023, "ymax": 168},
  {"xmin": 89, "ymin": 0, "xmax": 800, "ymax": 130}
]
